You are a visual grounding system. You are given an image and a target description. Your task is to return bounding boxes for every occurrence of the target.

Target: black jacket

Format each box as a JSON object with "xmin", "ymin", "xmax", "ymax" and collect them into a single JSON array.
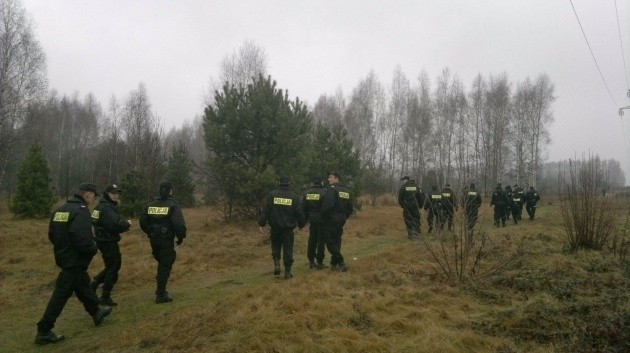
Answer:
[
  {"xmin": 48, "ymin": 195, "xmax": 98, "ymax": 270},
  {"xmin": 463, "ymin": 188, "xmax": 483, "ymax": 210},
  {"xmin": 398, "ymin": 180, "xmax": 425, "ymax": 210},
  {"xmin": 490, "ymin": 187, "xmax": 508, "ymax": 207},
  {"xmin": 424, "ymin": 190, "xmax": 444, "ymax": 212},
  {"xmin": 525, "ymin": 189, "xmax": 541, "ymax": 206},
  {"xmin": 139, "ymin": 197, "xmax": 187, "ymax": 240},
  {"xmin": 302, "ymin": 183, "xmax": 326, "ymax": 224},
  {"xmin": 441, "ymin": 187, "xmax": 457, "ymax": 210},
  {"xmin": 91, "ymin": 196, "xmax": 130, "ymax": 242},
  {"xmin": 258, "ymin": 186, "xmax": 306, "ymax": 229},
  {"xmin": 321, "ymin": 183, "xmax": 352, "ymax": 226}
]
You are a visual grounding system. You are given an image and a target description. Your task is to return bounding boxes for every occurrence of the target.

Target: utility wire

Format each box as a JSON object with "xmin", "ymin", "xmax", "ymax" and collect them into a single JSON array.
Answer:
[
  {"xmin": 569, "ymin": 0, "xmax": 619, "ymax": 108},
  {"xmin": 614, "ymin": 0, "xmax": 630, "ymax": 92}
]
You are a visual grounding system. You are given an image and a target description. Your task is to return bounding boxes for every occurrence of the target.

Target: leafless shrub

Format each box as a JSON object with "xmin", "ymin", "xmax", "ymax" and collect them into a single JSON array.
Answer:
[
  {"xmin": 558, "ymin": 156, "xmax": 621, "ymax": 250},
  {"xmin": 420, "ymin": 211, "xmax": 525, "ymax": 282}
]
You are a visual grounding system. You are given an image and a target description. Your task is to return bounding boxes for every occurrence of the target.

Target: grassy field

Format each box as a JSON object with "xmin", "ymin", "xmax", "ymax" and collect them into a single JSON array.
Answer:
[{"xmin": 0, "ymin": 200, "xmax": 628, "ymax": 353}]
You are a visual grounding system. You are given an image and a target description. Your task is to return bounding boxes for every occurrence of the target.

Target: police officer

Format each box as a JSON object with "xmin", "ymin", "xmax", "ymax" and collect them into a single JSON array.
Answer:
[
  {"xmin": 504, "ymin": 185, "xmax": 513, "ymax": 221},
  {"xmin": 91, "ymin": 184, "xmax": 131, "ymax": 306},
  {"xmin": 510, "ymin": 184, "xmax": 525, "ymax": 224},
  {"xmin": 490, "ymin": 183, "xmax": 508, "ymax": 227},
  {"xmin": 424, "ymin": 186, "xmax": 444, "ymax": 233},
  {"xmin": 302, "ymin": 178, "xmax": 327, "ymax": 269},
  {"xmin": 139, "ymin": 182, "xmax": 187, "ymax": 303},
  {"xmin": 35, "ymin": 183, "xmax": 112, "ymax": 345},
  {"xmin": 398, "ymin": 176, "xmax": 425, "ymax": 239},
  {"xmin": 321, "ymin": 171, "xmax": 352, "ymax": 271},
  {"xmin": 441, "ymin": 183, "xmax": 457, "ymax": 231},
  {"xmin": 258, "ymin": 176, "xmax": 306, "ymax": 279},
  {"xmin": 462, "ymin": 183, "xmax": 483, "ymax": 231},
  {"xmin": 525, "ymin": 186, "xmax": 541, "ymax": 220}
]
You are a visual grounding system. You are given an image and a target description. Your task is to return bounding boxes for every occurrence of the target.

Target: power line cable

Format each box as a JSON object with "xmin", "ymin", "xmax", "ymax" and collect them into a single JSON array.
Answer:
[
  {"xmin": 569, "ymin": 0, "xmax": 619, "ymax": 107},
  {"xmin": 614, "ymin": 0, "xmax": 630, "ymax": 92}
]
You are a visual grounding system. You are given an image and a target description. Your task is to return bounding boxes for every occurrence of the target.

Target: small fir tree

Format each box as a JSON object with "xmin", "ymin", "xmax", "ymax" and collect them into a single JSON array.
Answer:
[
  {"xmin": 166, "ymin": 142, "xmax": 196, "ymax": 207},
  {"xmin": 119, "ymin": 168, "xmax": 149, "ymax": 218},
  {"xmin": 10, "ymin": 144, "xmax": 56, "ymax": 218}
]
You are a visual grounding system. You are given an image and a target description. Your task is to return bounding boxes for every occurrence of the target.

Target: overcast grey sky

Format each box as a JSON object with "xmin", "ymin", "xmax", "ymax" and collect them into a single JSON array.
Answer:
[{"xmin": 21, "ymin": 0, "xmax": 630, "ymax": 177}]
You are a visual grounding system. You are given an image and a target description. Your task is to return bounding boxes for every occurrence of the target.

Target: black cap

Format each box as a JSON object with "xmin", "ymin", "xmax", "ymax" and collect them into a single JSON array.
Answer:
[
  {"xmin": 159, "ymin": 182, "xmax": 172, "ymax": 192},
  {"xmin": 79, "ymin": 182, "xmax": 99, "ymax": 196},
  {"xmin": 470, "ymin": 183, "xmax": 476, "ymax": 188},
  {"xmin": 328, "ymin": 171, "xmax": 341, "ymax": 180},
  {"xmin": 105, "ymin": 184, "xmax": 122, "ymax": 194},
  {"xmin": 445, "ymin": 183, "xmax": 451, "ymax": 188},
  {"xmin": 497, "ymin": 182, "xmax": 502, "ymax": 187},
  {"xmin": 401, "ymin": 176, "xmax": 410, "ymax": 181},
  {"xmin": 279, "ymin": 176, "xmax": 290, "ymax": 186}
]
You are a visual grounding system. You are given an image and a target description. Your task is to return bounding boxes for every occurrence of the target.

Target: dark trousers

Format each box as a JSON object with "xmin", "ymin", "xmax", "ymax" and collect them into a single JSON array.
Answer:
[
  {"xmin": 93, "ymin": 241, "xmax": 122, "ymax": 293},
  {"xmin": 307, "ymin": 223, "xmax": 325, "ymax": 263},
  {"xmin": 526, "ymin": 203, "xmax": 537, "ymax": 219},
  {"xmin": 321, "ymin": 222, "xmax": 344, "ymax": 266},
  {"xmin": 270, "ymin": 228, "xmax": 295, "ymax": 267},
  {"xmin": 402, "ymin": 207, "xmax": 421, "ymax": 237},
  {"xmin": 511, "ymin": 202, "xmax": 523, "ymax": 222},
  {"xmin": 465, "ymin": 207, "xmax": 479, "ymax": 231},
  {"xmin": 37, "ymin": 268, "xmax": 100, "ymax": 333},
  {"xmin": 150, "ymin": 237, "xmax": 176, "ymax": 295},
  {"xmin": 443, "ymin": 206, "xmax": 454, "ymax": 230},
  {"xmin": 427, "ymin": 209, "xmax": 442, "ymax": 231},
  {"xmin": 493, "ymin": 205, "xmax": 506, "ymax": 225}
]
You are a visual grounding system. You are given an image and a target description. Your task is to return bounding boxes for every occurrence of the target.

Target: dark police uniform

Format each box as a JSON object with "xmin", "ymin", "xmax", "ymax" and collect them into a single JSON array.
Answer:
[
  {"xmin": 462, "ymin": 183, "xmax": 482, "ymax": 231},
  {"xmin": 321, "ymin": 178, "xmax": 352, "ymax": 271},
  {"xmin": 441, "ymin": 184, "xmax": 457, "ymax": 231},
  {"xmin": 397, "ymin": 177, "xmax": 425, "ymax": 239},
  {"xmin": 258, "ymin": 178, "xmax": 306, "ymax": 278},
  {"xmin": 36, "ymin": 183, "xmax": 111, "ymax": 345},
  {"xmin": 424, "ymin": 186, "xmax": 444, "ymax": 233},
  {"xmin": 525, "ymin": 187, "xmax": 541, "ymax": 220},
  {"xmin": 490, "ymin": 184, "xmax": 508, "ymax": 227},
  {"xmin": 510, "ymin": 185, "xmax": 525, "ymax": 223},
  {"xmin": 139, "ymin": 182, "xmax": 187, "ymax": 303},
  {"xmin": 91, "ymin": 184, "xmax": 130, "ymax": 305},
  {"xmin": 302, "ymin": 180, "xmax": 327, "ymax": 268}
]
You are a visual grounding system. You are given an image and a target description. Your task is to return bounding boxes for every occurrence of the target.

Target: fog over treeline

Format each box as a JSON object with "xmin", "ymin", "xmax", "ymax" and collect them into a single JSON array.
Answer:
[{"xmin": 1, "ymin": 0, "xmax": 624, "ymax": 207}]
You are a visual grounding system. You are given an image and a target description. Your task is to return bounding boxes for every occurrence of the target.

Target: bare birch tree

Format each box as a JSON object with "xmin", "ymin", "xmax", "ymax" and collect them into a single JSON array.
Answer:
[{"xmin": 0, "ymin": 0, "xmax": 47, "ymax": 192}]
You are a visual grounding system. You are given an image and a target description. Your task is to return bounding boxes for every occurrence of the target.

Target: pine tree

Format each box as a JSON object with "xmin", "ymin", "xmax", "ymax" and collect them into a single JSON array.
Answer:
[
  {"xmin": 204, "ymin": 74, "xmax": 311, "ymax": 220},
  {"xmin": 166, "ymin": 141, "xmax": 195, "ymax": 207},
  {"xmin": 307, "ymin": 122, "xmax": 362, "ymax": 209},
  {"xmin": 10, "ymin": 144, "xmax": 56, "ymax": 218},
  {"xmin": 119, "ymin": 168, "xmax": 149, "ymax": 218}
]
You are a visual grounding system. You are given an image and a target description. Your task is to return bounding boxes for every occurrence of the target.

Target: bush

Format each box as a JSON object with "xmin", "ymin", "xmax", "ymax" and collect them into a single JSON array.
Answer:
[{"xmin": 558, "ymin": 156, "xmax": 621, "ymax": 250}]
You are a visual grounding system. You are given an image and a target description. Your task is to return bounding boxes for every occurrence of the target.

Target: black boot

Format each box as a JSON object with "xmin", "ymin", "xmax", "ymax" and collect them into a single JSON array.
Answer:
[
  {"xmin": 316, "ymin": 260, "xmax": 328, "ymax": 270},
  {"xmin": 92, "ymin": 306, "xmax": 112, "ymax": 326},
  {"xmin": 335, "ymin": 263, "xmax": 348, "ymax": 272},
  {"xmin": 155, "ymin": 291, "xmax": 173, "ymax": 304},
  {"xmin": 35, "ymin": 330, "xmax": 64, "ymax": 345},
  {"xmin": 309, "ymin": 261, "xmax": 316, "ymax": 269},
  {"xmin": 284, "ymin": 266, "xmax": 293, "ymax": 279},
  {"xmin": 100, "ymin": 291, "xmax": 118, "ymax": 306},
  {"xmin": 90, "ymin": 279, "xmax": 99, "ymax": 293},
  {"xmin": 273, "ymin": 259, "xmax": 281, "ymax": 276}
]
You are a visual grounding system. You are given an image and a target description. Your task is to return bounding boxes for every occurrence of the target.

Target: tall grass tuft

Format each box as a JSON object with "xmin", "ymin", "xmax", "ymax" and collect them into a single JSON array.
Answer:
[{"xmin": 558, "ymin": 156, "xmax": 621, "ymax": 250}]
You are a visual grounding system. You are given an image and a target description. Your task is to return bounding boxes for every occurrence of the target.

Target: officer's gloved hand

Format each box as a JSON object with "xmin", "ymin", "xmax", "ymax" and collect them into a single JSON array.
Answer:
[{"xmin": 176, "ymin": 237, "xmax": 183, "ymax": 245}]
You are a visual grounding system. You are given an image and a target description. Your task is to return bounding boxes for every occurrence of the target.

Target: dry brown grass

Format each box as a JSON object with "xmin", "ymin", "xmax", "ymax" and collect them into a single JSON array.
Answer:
[{"xmin": 0, "ymin": 201, "xmax": 627, "ymax": 353}]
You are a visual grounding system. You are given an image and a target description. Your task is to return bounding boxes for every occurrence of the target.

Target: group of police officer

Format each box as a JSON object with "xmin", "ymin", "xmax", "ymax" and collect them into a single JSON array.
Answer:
[
  {"xmin": 35, "ymin": 181, "xmax": 187, "ymax": 345},
  {"xmin": 398, "ymin": 177, "xmax": 541, "ymax": 237},
  {"xmin": 258, "ymin": 171, "xmax": 353, "ymax": 279}
]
